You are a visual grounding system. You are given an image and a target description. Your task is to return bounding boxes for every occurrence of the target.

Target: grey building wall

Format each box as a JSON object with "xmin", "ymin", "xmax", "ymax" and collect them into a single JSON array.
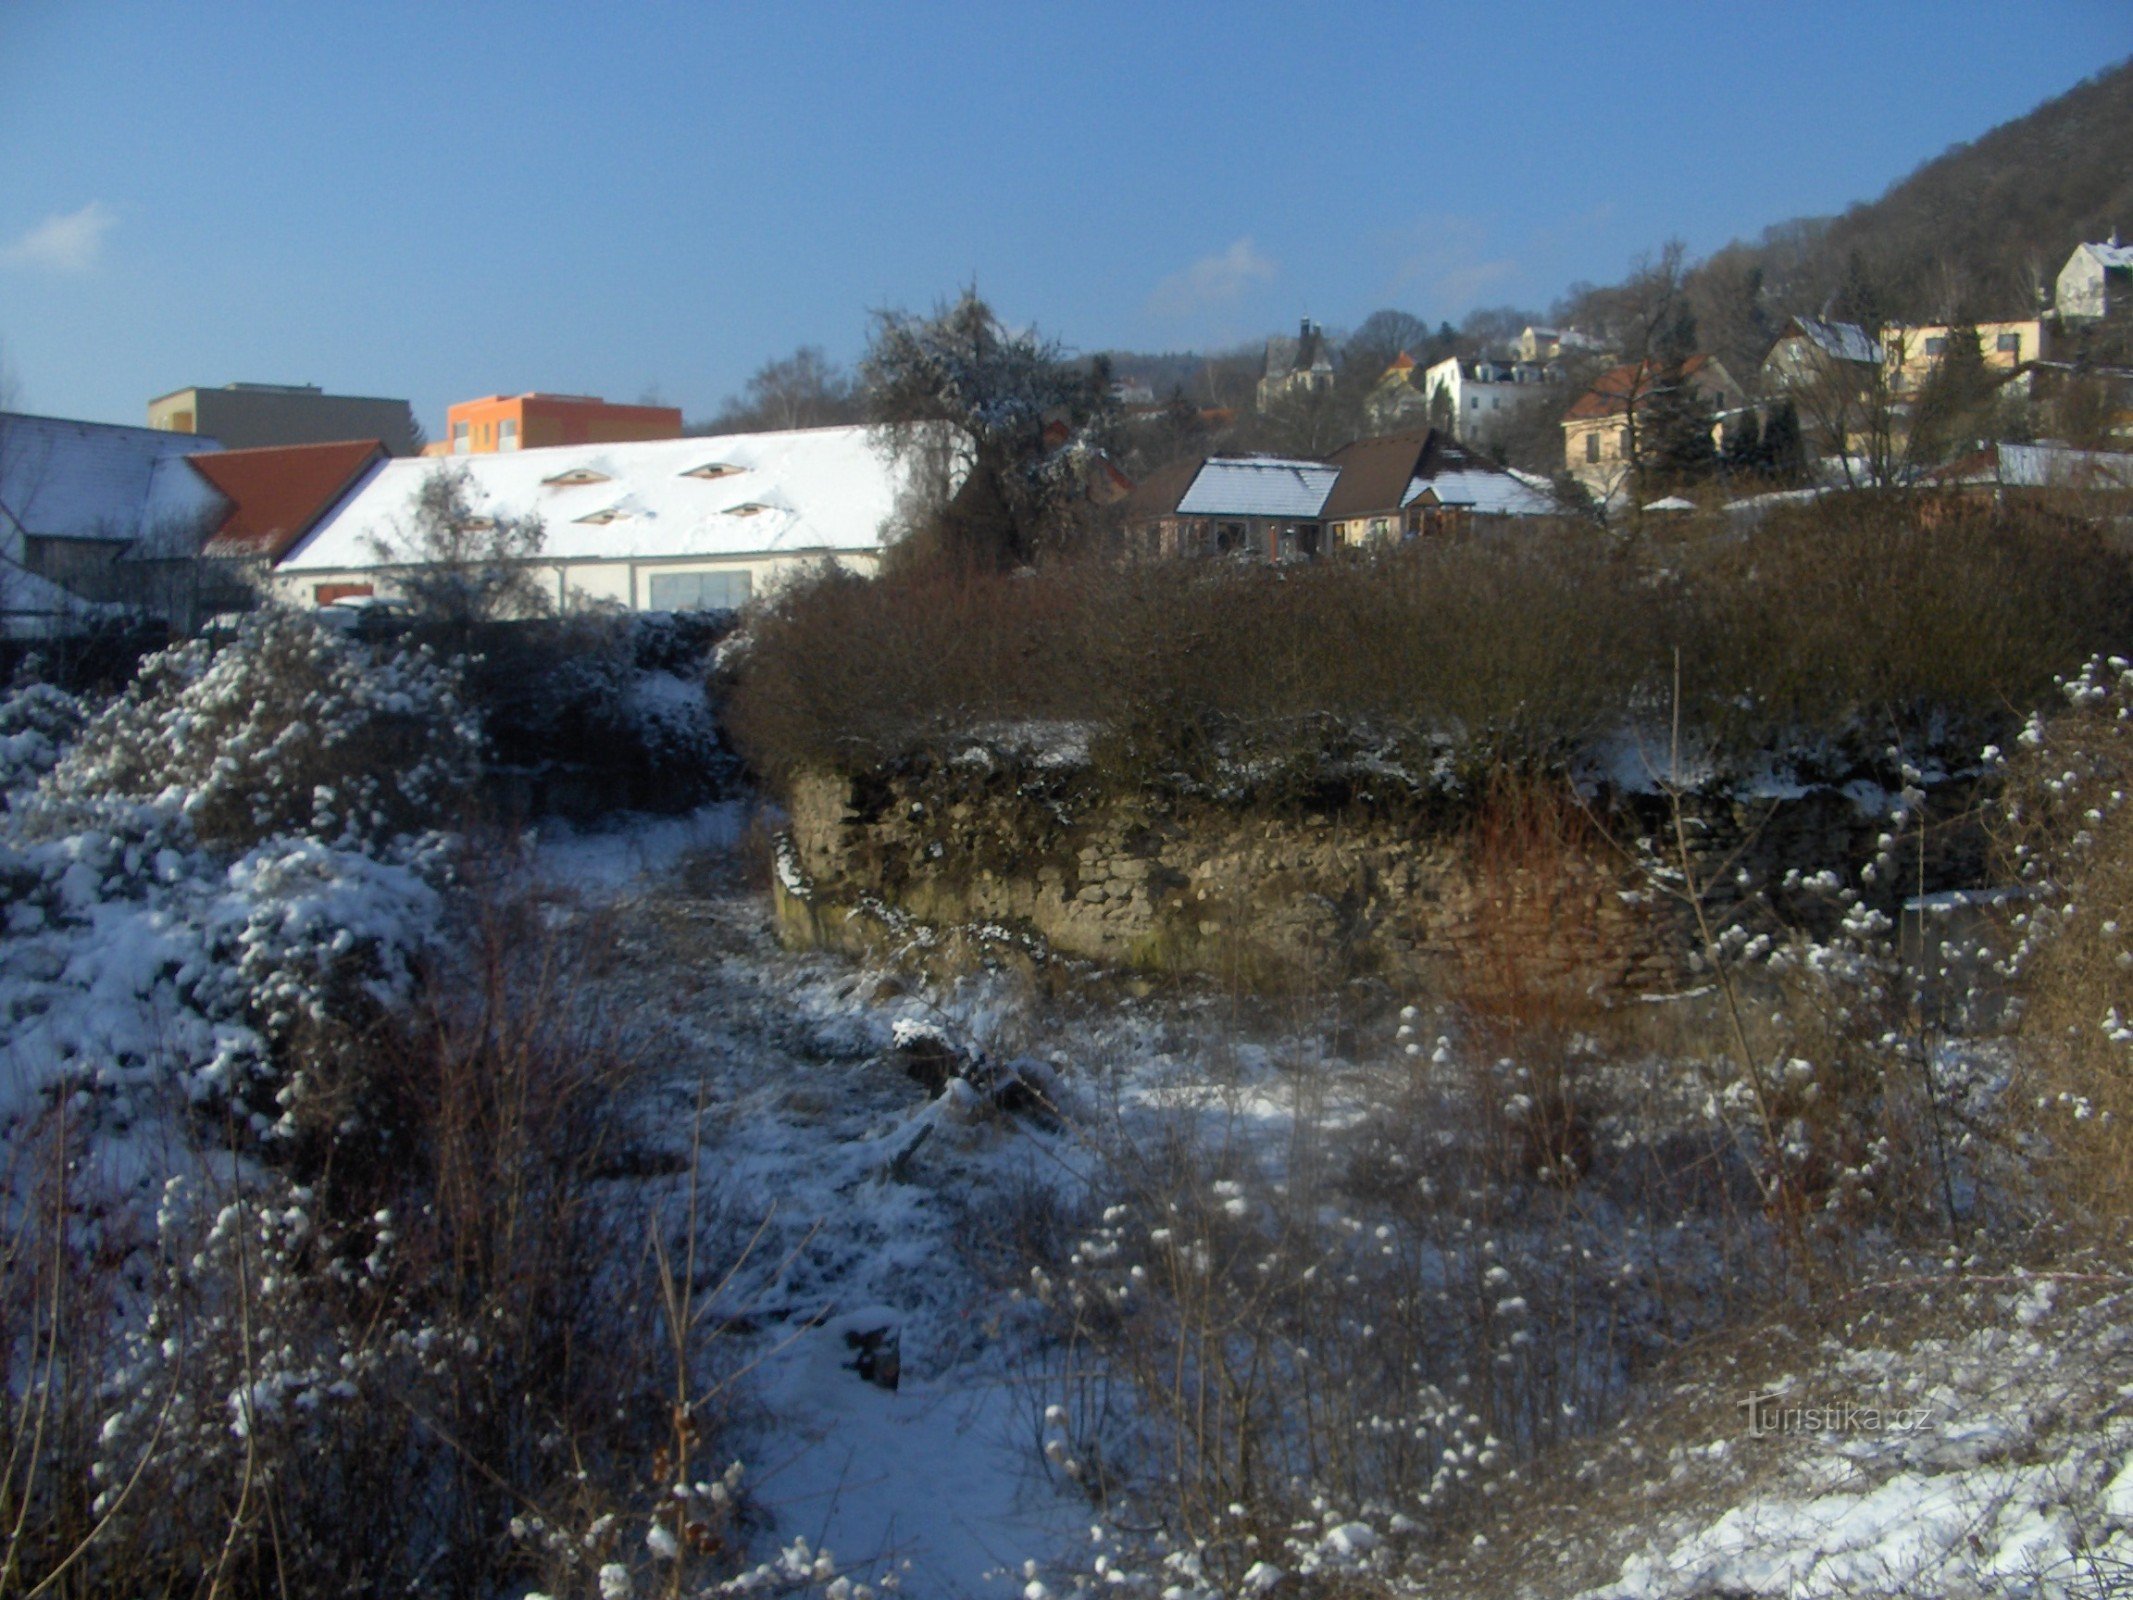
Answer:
[{"xmin": 149, "ymin": 384, "xmax": 420, "ymax": 454}]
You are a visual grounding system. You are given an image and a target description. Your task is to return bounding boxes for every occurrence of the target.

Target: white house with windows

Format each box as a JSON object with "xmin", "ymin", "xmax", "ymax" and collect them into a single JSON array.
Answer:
[
  {"xmin": 1420, "ymin": 355, "xmax": 1565, "ymax": 451},
  {"xmin": 2058, "ymin": 235, "xmax": 2133, "ymax": 322},
  {"xmin": 274, "ymin": 424, "xmax": 915, "ymax": 612}
]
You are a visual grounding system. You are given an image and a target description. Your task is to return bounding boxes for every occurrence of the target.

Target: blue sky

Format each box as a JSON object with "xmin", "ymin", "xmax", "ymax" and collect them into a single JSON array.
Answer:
[{"xmin": 3, "ymin": 1, "xmax": 2128, "ymax": 437}]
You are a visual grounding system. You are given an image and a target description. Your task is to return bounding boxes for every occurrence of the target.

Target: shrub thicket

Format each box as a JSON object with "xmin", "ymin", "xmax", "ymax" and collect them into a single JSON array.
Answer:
[
  {"xmin": 728, "ymin": 497, "xmax": 2133, "ymax": 796},
  {"xmin": 1999, "ymin": 656, "xmax": 2133, "ymax": 1233},
  {"xmin": 465, "ymin": 610, "xmax": 736, "ymax": 807}
]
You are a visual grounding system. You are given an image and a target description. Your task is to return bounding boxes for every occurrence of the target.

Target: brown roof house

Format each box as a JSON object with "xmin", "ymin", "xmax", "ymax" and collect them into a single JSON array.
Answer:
[
  {"xmin": 1121, "ymin": 428, "xmax": 1555, "ymax": 560},
  {"xmin": 192, "ymin": 439, "xmax": 389, "ymax": 567},
  {"xmin": 1320, "ymin": 428, "xmax": 1556, "ymax": 546},
  {"xmin": 1562, "ymin": 354, "xmax": 1745, "ymax": 500}
]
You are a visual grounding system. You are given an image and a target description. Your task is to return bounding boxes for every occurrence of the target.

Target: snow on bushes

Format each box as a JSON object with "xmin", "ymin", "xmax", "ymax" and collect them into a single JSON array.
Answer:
[
  {"xmin": 35, "ymin": 606, "xmax": 480, "ymax": 851},
  {"xmin": 0, "ymin": 611, "xmax": 461, "ymax": 1140},
  {"xmin": 0, "ymin": 677, "xmax": 86, "ymax": 796}
]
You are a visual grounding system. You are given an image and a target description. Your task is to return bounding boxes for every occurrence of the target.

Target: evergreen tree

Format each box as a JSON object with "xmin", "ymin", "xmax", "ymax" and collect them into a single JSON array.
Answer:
[
  {"xmin": 1761, "ymin": 398, "xmax": 1807, "ymax": 482},
  {"xmin": 1909, "ymin": 322, "xmax": 1995, "ymax": 466},
  {"xmin": 1721, "ymin": 407, "xmax": 1764, "ymax": 479},
  {"xmin": 1633, "ymin": 308, "xmax": 1716, "ymax": 495}
]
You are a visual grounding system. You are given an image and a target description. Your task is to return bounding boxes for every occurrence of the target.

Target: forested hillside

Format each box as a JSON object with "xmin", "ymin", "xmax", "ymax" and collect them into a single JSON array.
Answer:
[{"xmin": 1620, "ymin": 55, "xmax": 2133, "ymax": 349}]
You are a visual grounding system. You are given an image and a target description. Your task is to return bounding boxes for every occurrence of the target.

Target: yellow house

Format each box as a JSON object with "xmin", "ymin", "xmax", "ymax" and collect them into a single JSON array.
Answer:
[
  {"xmin": 1881, "ymin": 320, "xmax": 2050, "ymax": 396},
  {"xmin": 1561, "ymin": 354, "xmax": 1745, "ymax": 497}
]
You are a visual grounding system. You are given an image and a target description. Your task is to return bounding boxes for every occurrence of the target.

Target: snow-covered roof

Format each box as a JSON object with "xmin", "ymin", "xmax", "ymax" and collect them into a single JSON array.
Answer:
[
  {"xmin": 0, "ymin": 411, "xmax": 226, "ymax": 554},
  {"xmin": 2074, "ymin": 239, "xmax": 2133, "ymax": 273},
  {"xmin": 1401, "ymin": 468, "xmax": 1556, "ymax": 517},
  {"xmin": 1786, "ymin": 317, "xmax": 1882, "ymax": 366},
  {"xmin": 281, "ymin": 425, "xmax": 912, "ymax": 571},
  {"xmin": 1175, "ymin": 457, "xmax": 1340, "ymax": 520}
]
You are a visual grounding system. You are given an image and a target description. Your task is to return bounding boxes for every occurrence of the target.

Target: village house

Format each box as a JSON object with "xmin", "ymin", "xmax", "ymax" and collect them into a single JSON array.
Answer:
[
  {"xmin": 273, "ymin": 423, "xmax": 909, "ymax": 612},
  {"xmin": 1122, "ymin": 454, "xmax": 1341, "ymax": 561},
  {"xmin": 1930, "ymin": 440, "xmax": 2133, "ymax": 513},
  {"xmin": 1362, "ymin": 353, "xmax": 1433, "ymax": 432},
  {"xmin": 191, "ymin": 439, "xmax": 391, "ymax": 578},
  {"xmin": 1421, "ymin": 354, "xmax": 1565, "ymax": 452},
  {"xmin": 1256, "ymin": 318, "xmax": 1336, "ymax": 410},
  {"xmin": 432, "ymin": 392, "xmax": 684, "ymax": 456},
  {"xmin": 0, "ymin": 410, "xmax": 229, "ymax": 633},
  {"xmin": 2057, "ymin": 234, "xmax": 2133, "ymax": 322},
  {"xmin": 1881, "ymin": 318, "xmax": 2053, "ymax": 395},
  {"xmin": 1319, "ymin": 428, "xmax": 1556, "ymax": 546},
  {"xmin": 148, "ymin": 381, "xmax": 420, "ymax": 455},
  {"xmin": 1119, "ymin": 427, "xmax": 1554, "ymax": 559},
  {"xmin": 1762, "ymin": 316, "xmax": 1883, "ymax": 396},
  {"xmin": 1561, "ymin": 354, "xmax": 1746, "ymax": 497},
  {"xmin": 1514, "ymin": 325, "xmax": 1607, "ymax": 362}
]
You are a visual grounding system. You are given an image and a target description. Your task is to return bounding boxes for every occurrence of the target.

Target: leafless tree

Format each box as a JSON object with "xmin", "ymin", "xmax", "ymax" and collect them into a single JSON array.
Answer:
[
  {"xmin": 696, "ymin": 346, "xmax": 860, "ymax": 435},
  {"xmin": 369, "ymin": 465, "xmax": 550, "ymax": 638}
]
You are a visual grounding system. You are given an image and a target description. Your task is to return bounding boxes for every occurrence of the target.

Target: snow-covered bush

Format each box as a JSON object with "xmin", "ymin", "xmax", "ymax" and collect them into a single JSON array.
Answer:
[
  {"xmin": 34, "ymin": 607, "xmax": 481, "ymax": 851},
  {"xmin": 464, "ymin": 611, "xmax": 733, "ymax": 805},
  {"xmin": 0, "ymin": 677, "xmax": 86, "ymax": 796}
]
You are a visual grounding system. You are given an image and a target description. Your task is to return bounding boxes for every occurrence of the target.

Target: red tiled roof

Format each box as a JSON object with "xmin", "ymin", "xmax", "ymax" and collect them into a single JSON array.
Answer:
[
  {"xmin": 191, "ymin": 439, "xmax": 387, "ymax": 561},
  {"xmin": 1565, "ymin": 354, "xmax": 1717, "ymax": 421}
]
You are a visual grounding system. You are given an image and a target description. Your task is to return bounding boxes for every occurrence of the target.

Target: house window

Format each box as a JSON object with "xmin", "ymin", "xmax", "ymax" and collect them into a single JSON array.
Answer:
[
  {"xmin": 500, "ymin": 419, "xmax": 519, "ymax": 450},
  {"xmin": 450, "ymin": 421, "xmax": 470, "ymax": 454},
  {"xmin": 683, "ymin": 462, "xmax": 744, "ymax": 480},
  {"xmin": 647, "ymin": 569, "xmax": 753, "ymax": 612},
  {"xmin": 1996, "ymin": 332, "xmax": 2021, "ymax": 355},
  {"xmin": 1470, "ymin": 396, "xmax": 1480, "ymax": 410},
  {"xmin": 1585, "ymin": 432, "xmax": 1600, "ymax": 463},
  {"xmin": 1926, "ymin": 337, "xmax": 1947, "ymax": 356},
  {"xmin": 543, "ymin": 467, "xmax": 611, "ymax": 487}
]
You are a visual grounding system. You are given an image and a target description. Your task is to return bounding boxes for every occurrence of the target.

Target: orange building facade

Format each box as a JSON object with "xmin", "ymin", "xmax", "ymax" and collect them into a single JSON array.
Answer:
[{"xmin": 439, "ymin": 393, "xmax": 683, "ymax": 455}]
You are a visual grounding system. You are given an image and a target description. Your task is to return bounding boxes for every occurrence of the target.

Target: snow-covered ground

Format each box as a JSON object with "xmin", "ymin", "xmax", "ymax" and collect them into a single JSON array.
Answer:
[
  {"xmin": 531, "ymin": 812, "xmax": 2133, "ymax": 1600},
  {"xmin": 527, "ymin": 813, "xmax": 1105, "ymax": 1595},
  {"xmin": 11, "ymin": 640, "xmax": 2133, "ymax": 1600}
]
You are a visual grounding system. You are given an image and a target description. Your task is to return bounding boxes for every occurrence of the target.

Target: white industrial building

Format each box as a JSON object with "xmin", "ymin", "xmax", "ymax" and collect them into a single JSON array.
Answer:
[{"xmin": 275, "ymin": 424, "xmax": 914, "ymax": 612}]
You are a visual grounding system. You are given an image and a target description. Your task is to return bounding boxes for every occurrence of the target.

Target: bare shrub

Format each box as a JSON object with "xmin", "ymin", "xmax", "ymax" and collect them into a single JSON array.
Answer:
[
  {"xmin": 0, "ymin": 877, "xmax": 768, "ymax": 1600},
  {"xmin": 1025, "ymin": 1063, "xmax": 1778, "ymax": 1595},
  {"xmin": 1999, "ymin": 657, "xmax": 2133, "ymax": 1236},
  {"xmin": 729, "ymin": 497, "xmax": 2127, "ymax": 795},
  {"xmin": 1680, "ymin": 494, "xmax": 2133, "ymax": 767},
  {"xmin": 1451, "ymin": 773, "xmax": 1635, "ymax": 1184}
]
